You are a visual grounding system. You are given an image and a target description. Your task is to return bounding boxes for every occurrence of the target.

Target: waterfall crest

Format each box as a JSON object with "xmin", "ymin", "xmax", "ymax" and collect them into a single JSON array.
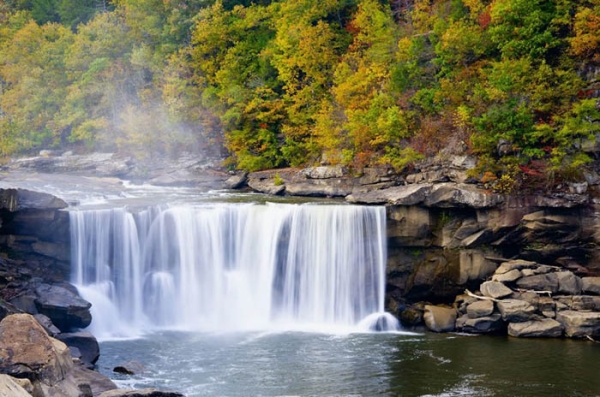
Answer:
[{"xmin": 70, "ymin": 203, "xmax": 398, "ymax": 338}]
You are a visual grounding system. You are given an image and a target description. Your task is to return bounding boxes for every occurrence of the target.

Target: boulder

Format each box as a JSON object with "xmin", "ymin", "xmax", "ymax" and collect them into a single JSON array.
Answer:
[
  {"xmin": 247, "ymin": 177, "xmax": 285, "ymax": 196},
  {"xmin": 34, "ymin": 283, "xmax": 92, "ymax": 331},
  {"xmin": 99, "ymin": 389, "xmax": 185, "ymax": 397},
  {"xmin": 0, "ymin": 314, "xmax": 72, "ymax": 385},
  {"xmin": 113, "ymin": 361, "xmax": 146, "ymax": 375},
  {"xmin": 57, "ymin": 331, "xmax": 100, "ymax": 368},
  {"xmin": 223, "ymin": 172, "xmax": 247, "ymax": 189},
  {"xmin": 70, "ymin": 365, "xmax": 117, "ymax": 397},
  {"xmin": 456, "ymin": 313, "xmax": 504, "ymax": 334},
  {"xmin": 457, "ymin": 250, "xmax": 496, "ymax": 285},
  {"xmin": 557, "ymin": 271, "xmax": 582, "ymax": 295},
  {"xmin": 423, "ymin": 305, "xmax": 457, "ymax": 332},
  {"xmin": 494, "ymin": 260, "xmax": 537, "ymax": 275},
  {"xmin": 492, "ymin": 269, "xmax": 522, "ymax": 283},
  {"xmin": 480, "ymin": 281, "xmax": 513, "ymax": 299},
  {"xmin": 516, "ymin": 273, "xmax": 559, "ymax": 293},
  {"xmin": 582, "ymin": 277, "xmax": 600, "ymax": 295},
  {"xmin": 556, "ymin": 310, "xmax": 600, "ymax": 338},
  {"xmin": 497, "ymin": 299, "xmax": 536, "ymax": 323},
  {"xmin": 423, "ymin": 183, "xmax": 503, "ymax": 208},
  {"xmin": 466, "ymin": 300, "xmax": 494, "ymax": 319},
  {"xmin": 0, "ymin": 375, "xmax": 31, "ymax": 397},
  {"xmin": 508, "ymin": 319, "xmax": 563, "ymax": 338},
  {"xmin": 399, "ymin": 307, "xmax": 423, "ymax": 326}
]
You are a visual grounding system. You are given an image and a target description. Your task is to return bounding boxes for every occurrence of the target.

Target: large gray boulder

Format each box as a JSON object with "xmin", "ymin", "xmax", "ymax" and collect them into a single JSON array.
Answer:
[
  {"xmin": 0, "ymin": 188, "xmax": 68, "ymax": 212},
  {"xmin": 34, "ymin": 283, "xmax": 92, "ymax": 331},
  {"xmin": 494, "ymin": 259, "xmax": 537, "ymax": 275},
  {"xmin": 556, "ymin": 310, "xmax": 600, "ymax": 338},
  {"xmin": 423, "ymin": 305, "xmax": 457, "ymax": 332},
  {"xmin": 247, "ymin": 177, "xmax": 285, "ymax": 195},
  {"xmin": 516, "ymin": 273, "xmax": 559, "ymax": 293},
  {"xmin": 497, "ymin": 299, "xmax": 536, "ymax": 323},
  {"xmin": 582, "ymin": 277, "xmax": 600, "ymax": 295},
  {"xmin": 557, "ymin": 271, "xmax": 582, "ymax": 295},
  {"xmin": 508, "ymin": 319, "xmax": 563, "ymax": 338},
  {"xmin": 480, "ymin": 281, "xmax": 513, "ymax": 299},
  {"xmin": 466, "ymin": 300, "xmax": 494, "ymax": 319},
  {"xmin": 492, "ymin": 269, "xmax": 522, "ymax": 283}
]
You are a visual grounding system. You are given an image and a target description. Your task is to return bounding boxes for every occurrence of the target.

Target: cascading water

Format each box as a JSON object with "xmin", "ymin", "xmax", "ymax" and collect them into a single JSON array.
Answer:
[{"xmin": 70, "ymin": 202, "xmax": 398, "ymax": 338}]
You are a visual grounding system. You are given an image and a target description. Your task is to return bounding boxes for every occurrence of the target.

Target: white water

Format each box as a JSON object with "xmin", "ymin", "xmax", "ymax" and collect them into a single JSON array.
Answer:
[{"xmin": 70, "ymin": 203, "xmax": 398, "ymax": 339}]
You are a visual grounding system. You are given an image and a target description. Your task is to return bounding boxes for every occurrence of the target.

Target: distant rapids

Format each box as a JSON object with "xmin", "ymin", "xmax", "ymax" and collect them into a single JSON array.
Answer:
[{"xmin": 70, "ymin": 202, "xmax": 398, "ymax": 338}]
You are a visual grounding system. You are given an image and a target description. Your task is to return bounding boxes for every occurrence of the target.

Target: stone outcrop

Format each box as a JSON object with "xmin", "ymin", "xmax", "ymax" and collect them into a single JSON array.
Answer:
[
  {"xmin": 556, "ymin": 311, "xmax": 600, "ymax": 338},
  {"xmin": 0, "ymin": 314, "xmax": 117, "ymax": 396},
  {"xmin": 507, "ymin": 319, "xmax": 563, "ymax": 338},
  {"xmin": 35, "ymin": 283, "xmax": 92, "ymax": 331},
  {"xmin": 57, "ymin": 331, "xmax": 100, "ymax": 368}
]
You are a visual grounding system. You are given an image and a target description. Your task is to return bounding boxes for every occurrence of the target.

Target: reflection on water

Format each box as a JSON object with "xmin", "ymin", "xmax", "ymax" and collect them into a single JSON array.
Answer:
[{"xmin": 97, "ymin": 331, "xmax": 600, "ymax": 397}]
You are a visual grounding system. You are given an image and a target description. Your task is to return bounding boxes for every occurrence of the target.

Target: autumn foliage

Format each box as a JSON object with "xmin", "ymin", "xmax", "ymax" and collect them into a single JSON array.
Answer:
[{"xmin": 0, "ymin": 0, "xmax": 599, "ymax": 179}]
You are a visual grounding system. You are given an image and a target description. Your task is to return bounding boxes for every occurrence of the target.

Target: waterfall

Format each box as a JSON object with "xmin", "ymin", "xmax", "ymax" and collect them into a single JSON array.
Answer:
[{"xmin": 70, "ymin": 202, "xmax": 398, "ymax": 338}]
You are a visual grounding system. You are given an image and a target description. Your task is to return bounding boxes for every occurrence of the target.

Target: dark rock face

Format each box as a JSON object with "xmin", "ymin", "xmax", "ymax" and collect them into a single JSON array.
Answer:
[
  {"xmin": 34, "ymin": 283, "xmax": 92, "ymax": 331},
  {"xmin": 0, "ymin": 189, "xmax": 68, "ymax": 212},
  {"xmin": 113, "ymin": 361, "xmax": 146, "ymax": 375},
  {"xmin": 57, "ymin": 331, "xmax": 100, "ymax": 368}
]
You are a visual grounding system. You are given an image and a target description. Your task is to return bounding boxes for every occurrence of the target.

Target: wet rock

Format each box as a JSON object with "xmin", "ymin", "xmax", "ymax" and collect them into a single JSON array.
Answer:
[
  {"xmin": 582, "ymin": 277, "xmax": 600, "ymax": 295},
  {"xmin": 480, "ymin": 281, "xmax": 513, "ymax": 299},
  {"xmin": 456, "ymin": 313, "xmax": 504, "ymax": 334},
  {"xmin": 34, "ymin": 283, "xmax": 92, "ymax": 331},
  {"xmin": 113, "ymin": 361, "xmax": 146, "ymax": 375},
  {"xmin": 0, "ymin": 374, "xmax": 31, "ymax": 397},
  {"xmin": 516, "ymin": 273, "xmax": 559, "ymax": 293},
  {"xmin": 508, "ymin": 319, "xmax": 563, "ymax": 338},
  {"xmin": 99, "ymin": 388, "xmax": 185, "ymax": 397},
  {"xmin": 399, "ymin": 307, "xmax": 423, "ymax": 326},
  {"xmin": 556, "ymin": 310, "xmax": 600, "ymax": 338},
  {"xmin": 423, "ymin": 305, "xmax": 457, "ymax": 332},
  {"xmin": 466, "ymin": 300, "xmax": 494, "ymax": 319},
  {"xmin": 57, "ymin": 331, "xmax": 100, "ymax": 368},
  {"xmin": 497, "ymin": 299, "xmax": 536, "ymax": 323},
  {"xmin": 71, "ymin": 365, "xmax": 117, "ymax": 396}
]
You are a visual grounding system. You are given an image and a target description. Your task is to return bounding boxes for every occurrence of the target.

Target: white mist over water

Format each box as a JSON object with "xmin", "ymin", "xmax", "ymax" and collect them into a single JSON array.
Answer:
[{"xmin": 70, "ymin": 203, "xmax": 398, "ymax": 339}]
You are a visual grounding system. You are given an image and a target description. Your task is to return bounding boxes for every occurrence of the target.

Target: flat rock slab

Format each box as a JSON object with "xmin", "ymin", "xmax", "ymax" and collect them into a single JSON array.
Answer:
[
  {"xmin": 456, "ymin": 313, "xmax": 504, "ymax": 334},
  {"xmin": 516, "ymin": 273, "xmax": 559, "ymax": 293},
  {"xmin": 495, "ymin": 259, "xmax": 538, "ymax": 275},
  {"xmin": 492, "ymin": 269, "xmax": 522, "ymax": 283},
  {"xmin": 480, "ymin": 281, "xmax": 513, "ymax": 299},
  {"xmin": 557, "ymin": 310, "xmax": 600, "ymax": 338},
  {"xmin": 35, "ymin": 283, "xmax": 92, "ymax": 331},
  {"xmin": 508, "ymin": 319, "xmax": 563, "ymax": 338},
  {"xmin": 347, "ymin": 184, "xmax": 433, "ymax": 205}
]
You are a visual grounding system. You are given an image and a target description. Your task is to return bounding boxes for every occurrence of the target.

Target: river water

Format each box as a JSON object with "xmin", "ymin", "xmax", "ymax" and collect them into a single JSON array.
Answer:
[{"xmin": 96, "ymin": 330, "xmax": 600, "ymax": 396}]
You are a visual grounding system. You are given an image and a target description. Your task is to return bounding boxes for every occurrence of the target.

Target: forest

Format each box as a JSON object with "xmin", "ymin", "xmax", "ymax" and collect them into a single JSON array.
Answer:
[{"xmin": 0, "ymin": 0, "xmax": 599, "ymax": 189}]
